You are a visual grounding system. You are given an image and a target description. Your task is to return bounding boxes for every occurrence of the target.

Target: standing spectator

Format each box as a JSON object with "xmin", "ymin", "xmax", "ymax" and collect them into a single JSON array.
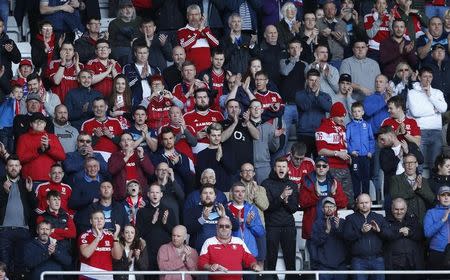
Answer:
[
  {"xmin": 262, "ymin": 157, "xmax": 298, "ymax": 279},
  {"xmin": 64, "ymin": 69, "xmax": 103, "ymax": 131},
  {"xmin": 417, "ymin": 17, "xmax": 449, "ymax": 64},
  {"xmin": 423, "ymin": 43, "xmax": 450, "ymax": 105},
  {"xmin": 316, "ymin": 1, "xmax": 348, "ymax": 67},
  {"xmin": 122, "ymin": 180, "xmax": 145, "ymax": 225},
  {"xmin": 0, "ymin": 155, "xmax": 35, "ymax": 279},
  {"xmin": 185, "ymin": 0, "xmax": 226, "ymax": 38},
  {"xmin": 0, "ymin": 18, "xmax": 21, "ymax": 90},
  {"xmin": 333, "ymin": 73, "xmax": 356, "ymax": 125},
  {"xmin": 346, "ymin": 102, "xmax": 376, "ymax": 199},
  {"xmin": 0, "ymin": 84, "xmax": 24, "ymax": 152},
  {"xmin": 344, "ymin": 193, "xmax": 392, "ymax": 279},
  {"xmin": 53, "ymin": 104, "xmax": 79, "ymax": 153},
  {"xmin": 81, "ymin": 97, "xmax": 123, "ymax": 155},
  {"xmin": 26, "ymin": 73, "xmax": 62, "ymax": 118},
  {"xmin": 316, "ymin": 102, "xmax": 354, "ymax": 205},
  {"xmin": 16, "ymin": 113, "xmax": 66, "ymax": 184},
  {"xmin": 157, "ymin": 225, "xmax": 199, "ymax": 280},
  {"xmin": 108, "ymin": 75, "xmax": 133, "ymax": 130},
  {"xmin": 74, "ymin": 17, "xmax": 105, "ymax": 64},
  {"xmin": 12, "ymin": 59, "xmax": 34, "ymax": 97},
  {"xmin": 31, "ymin": 21, "xmax": 62, "ymax": 76},
  {"xmin": 310, "ymin": 197, "xmax": 347, "ymax": 277},
  {"xmin": 163, "ymin": 46, "xmax": 186, "ymax": 92},
  {"xmin": 198, "ymin": 217, "xmax": 261, "ymax": 280},
  {"xmin": 78, "ymin": 211, "xmax": 122, "ymax": 278},
  {"xmin": 221, "ymin": 13, "xmax": 255, "ymax": 75},
  {"xmin": 108, "ymin": 0, "xmax": 141, "ymax": 61},
  {"xmin": 384, "ymin": 198, "xmax": 425, "ymax": 279},
  {"xmin": 225, "ymin": 0, "xmax": 262, "ymax": 35},
  {"xmin": 113, "ymin": 224, "xmax": 149, "ymax": 280},
  {"xmin": 276, "ymin": 2, "xmax": 302, "ymax": 48},
  {"xmin": 108, "ymin": 133, "xmax": 154, "ymax": 201},
  {"xmin": 296, "ymin": 69, "xmax": 332, "ymax": 157},
  {"xmin": 306, "ymin": 45, "xmax": 339, "ymax": 97},
  {"xmin": 126, "ymin": 106, "xmax": 158, "ymax": 155},
  {"xmin": 23, "ymin": 220, "xmax": 72, "ymax": 280},
  {"xmin": 424, "ymin": 186, "xmax": 450, "ymax": 271},
  {"xmin": 123, "ymin": 44, "xmax": 161, "ymax": 107},
  {"xmin": 286, "ymin": 142, "xmax": 315, "ymax": 188},
  {"xmin": 298, "ymin": 12, "xmax": 324, "ymax": 64},
  {"xmin": 46, "ymin": 41, "xmax": 82, "ymax": 103},
  {"xmin": 390, "ymin": 153, "xmax": 435, "ymax": 223},
  {"xmin": 389, "ymin": 62, "xmax": 417, "ymax": 100},
  {"xmin": 340, "ymin": 0, "xmax": 363, "ymax": 58},
  {"xmin": 363, "ymin": 0, "xmax": 392, "ymax": 60},
  {"xmin": 390, "ymin": 0, "xmax": 427, "ymax": 42},
  {"xmin": 199, "ymin": 49, "xmax": 227, "ymax": 112},
  {"xmin": 177, "ymin": 4, "xmax": 219, "ymax": 73},
  {"xmin": 363, "ymin": 74, "xmax": 391, "ymax": 136},
  {"xmin": 429, "ymin": 154, "xmax": 450, "ymax": 195},
  {"xmin": 39, "ymin": 0, "xmax": 84, "ymax": 37},
  {"xmin": 340, "ymin": 40, "xmax": 381, "ymax": 100},
  {"xmin": 84, "ymin": 39, "xmax": 122, "ymax": 98},
  {"xmin": 407, "ymin": 67, "xmax": 447, "ymax": 171},
  {"xmin": 136, "ymin": 184, "xmax": 175, "ymax": 277},
  {"xmin": 379, "ymin": 19, "xmax": 418, "ymax": 79}
]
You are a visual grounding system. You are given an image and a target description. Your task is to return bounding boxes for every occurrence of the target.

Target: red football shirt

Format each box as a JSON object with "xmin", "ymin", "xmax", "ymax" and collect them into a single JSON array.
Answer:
[
  {"xmin": 46, "ymin": 60, "xmax": 82, "ymax": 102},
  {"xmin": 85, "ymin": 58, "xmax": 122, "ymax": 98},
  {"xmin": 381, "ymin": 117, "xmax": 421, "ymax": 142},
  {"xmin": 183, "ymin": 109, "xmax": 224, "ymax": 144},
  {"xmin": 81, "ymin": 117, "xmax": 123, "ymax": 153},
  {"xmin": 78, "ymin": 229, "xmax": 114, "ymax": 278}
]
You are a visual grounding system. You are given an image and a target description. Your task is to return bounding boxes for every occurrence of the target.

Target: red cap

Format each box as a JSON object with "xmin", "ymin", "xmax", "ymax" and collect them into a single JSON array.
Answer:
[
  {"xmin": 19, "ymin": 59, "xmax": 32, "ymax": 67},
  {"xmin": 330, "ymin": 102, "xmax": 347, "ymax": 118}
]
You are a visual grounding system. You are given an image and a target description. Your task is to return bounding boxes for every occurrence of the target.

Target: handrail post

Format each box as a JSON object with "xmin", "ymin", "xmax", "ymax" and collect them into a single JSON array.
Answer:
[
  {"xmin": 315, "ymin": 271, "xmax": 320, "ymax": 280},
  {"xmin": 181, "ymin": 271, "xmax": 186, "ymax": 280}
]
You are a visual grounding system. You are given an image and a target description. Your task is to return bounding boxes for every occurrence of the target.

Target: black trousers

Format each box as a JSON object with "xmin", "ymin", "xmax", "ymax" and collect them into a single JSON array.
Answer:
[{"xmin": 265, "ymin": 226, "xmax": 298, "ymax": 280}]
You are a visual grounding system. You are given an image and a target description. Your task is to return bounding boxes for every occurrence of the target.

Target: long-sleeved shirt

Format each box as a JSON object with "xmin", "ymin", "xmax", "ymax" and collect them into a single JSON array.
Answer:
[{"xmin": 157, "ymin": 242, "xmax": 199, "ymax": 280}]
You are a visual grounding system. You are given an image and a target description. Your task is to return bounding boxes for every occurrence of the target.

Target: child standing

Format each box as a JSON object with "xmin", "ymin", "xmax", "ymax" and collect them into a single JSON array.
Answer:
[
  {"xmin": 0, "ymin": 83, "xmax": 24, "ymax": 151},
  {"xmin": 346, "ymin": 101, "xmax": 376, "ymax": 198}
]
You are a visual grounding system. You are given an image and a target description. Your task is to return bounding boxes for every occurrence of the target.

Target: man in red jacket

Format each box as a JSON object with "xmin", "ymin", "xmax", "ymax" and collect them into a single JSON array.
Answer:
[{"xmin": 16, "ymin": 112, "xmax": 66, "ymax": 189}]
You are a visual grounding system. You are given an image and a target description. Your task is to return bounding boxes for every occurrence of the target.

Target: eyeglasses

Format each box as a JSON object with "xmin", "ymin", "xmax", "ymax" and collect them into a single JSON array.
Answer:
[
  {"xmin": 292, "ymin": 155, "xmax": 304, "ymax": 161},
  {"xmin": 218, "ymin": 224, "xmax": 231, "ymax": 229},
  {"xmin": 404, "ymin": 161, "xmax": 417, "ymax": 165},
  {"xmin": 241, "ymin": 169, "xmax": 254, "ymax": 173},
  {"xmin": 398, "ymin": 69, "xmax": 409, "ymax": 72},
  {"xmin": 316, "ymin": 164, "xmax": 328, "ymax": 168},
  {"xmin": 97, "ymin": 46, "xmax": 109, "ymax": 50},
  {"xmin": 78, "ymin": 139, "xmax": 92, "ymax": 143}
]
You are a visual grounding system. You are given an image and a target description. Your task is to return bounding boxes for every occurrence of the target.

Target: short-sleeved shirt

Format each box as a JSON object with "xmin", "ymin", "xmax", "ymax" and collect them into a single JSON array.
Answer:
[{"xmin": 78, "ymin": 229, "xmax": 114, "ymax": 278}]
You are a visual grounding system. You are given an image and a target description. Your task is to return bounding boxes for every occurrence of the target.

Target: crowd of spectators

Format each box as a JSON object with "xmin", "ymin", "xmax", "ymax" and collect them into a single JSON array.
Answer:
[{"xmin": 2, "ymin": 0, "xmax": 450, "ymax": 279}]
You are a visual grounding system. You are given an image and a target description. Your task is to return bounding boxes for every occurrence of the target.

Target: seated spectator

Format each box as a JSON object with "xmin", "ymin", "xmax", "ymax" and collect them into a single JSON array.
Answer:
[
  {"xmin": 16, "ymin": 112, "xmax": 66, "ymax": 185},
  {"xmin": 429, "ymin": 154, "xmax": 450, "ymax": 195},
  {"xmin": 63, "ymin": 133, "xmax": 108, "ymax": 182},
  {"xmin": 123, "ymin": 44, "xmax": 160, "ymax": 107},
  {"xmin": 407, "ymin": 66, "xmax": 448, "ymax": 171},
  {"xmin": 45, "ymin": 41, "xmax": 82, "ymax": 103},
  {"xmin": 0, "ymin": 84, "xmax": 24, "ymax": 152},
  {"xmin": 113, "ymin": 224, "xmax": 149, "ymax": 279},
  {"xmin": 177, "ymin": 4, "xmax": 219, "ymax": 73},
  {"xmin": 379, "ymin": 19, "xmax": 418, "ymax": 80},
  {"xmin": 163, "ymin": 46, "xmax": 186, "ymax": 92},
  {"xmin": 108, "ymin": 0, "xmax": 141, "ymax": 61},
  {"xmin": 0, "ymin": 262, "xmax": 8, "ymax": 280},
  {"xmin": 132, "ymin": 18, "xmax": 173, "ymax": 71},
  {"xmin": 310, "ymin": 197, "xmax": 347, "ymax": 275},
  {"xmin": 184, "ymin": 184, "xmax": 239, "ymax": 252},
  {"xmin": 221, "ymin": 13, "xmax": 255, "ymax": 75},
  {"xmin": 64, "ymin": 69, "xmax": 103, "ymax": 131},
  {"xmin": 53, "ymin": 104, "xmax": 79, "ymax": 153},
  {"xmin": 74, "ymin": 17, "xmax": 105, "ymax": 64},
  {"xmin": 136, "ymin": 183, "xmax": 175, "ymax": 276},
  {"xmin": 39, "ymin": 0, "xmax": 84, "ymax": 37},
  {"xmin": 157, "ymin": 225, "xmax": 199, "ymax": 280},
  {"xmin": 151, "ymin": 127, "xmax": 193, "ymax": 194},
  {"xmin": 24, "ymin": 220, "xmax": 72, "ymax": 280},
  {"xmin": 26, "ymin": 73, "xmax": 61, "ymax": 118},
  {"xmin": 423, "ymin": 43, "xmax": 450, "ymax": 105},
  {"xmin": 198, "ymin": 217, "xmax": 261, "ymax": 279},
  {"xmin": 84, "ymin": 39, "xmax": 122, "ymax": 98},
  {"xmin": 344, "ymin": 193, "xmax": 392, "ymax": 279},
  {"xmin": 108, "ymin": 133, "xmax": 154, "ymax": 201},
  {"xmin": 276, "ymin": 2, "xmax": 301, "ymax": 48},
  {"xmin": 384, "ymin": 198, "xmax": 425, "ymax": 279},
  {"xmin": 81, "ymin": 97, "xmax": 123, "ymax": 156},
  {"xmin": 125, "ymin": 106, "xmax": 158, "ymax": 154},
  {"xmin": 12, "ymin": 59, "xmax": 34, "ymax": 97},
  {"xmin": 305, "ymin": 45, "xmax": 339, "ymax": 97},
  {"xmin": 221, "ymin": 73, "xmax": 255, "ymax": 113},
  {"xmin": 242, "ymin": 57, "xmax": 278, "ymax": 95},
  {"xmin": 417, "ymin": 17, "xmax": 449, "ymax": 64},
  {"xmin": 35, "ymin": 164, "xmax": 73, "ymax": 215},
  {"xmin": 31, "ymin": 21, "xmax": 62, "ymax": 75},
  {"xmin": 78, "ymin": 210, "xmax": 122, "ymax": 278},
  {"xmin": 123, "ymin": 180, "xmax": 145, "ymax": 225},
  {"xmin": 285, "ymin": 142, "xmax": 315, "ymax": 188},
  {"xmin": 228, "ymin": 182, "xmax": 265, "ymax": 263},
  {"xmin": 340, "ymin": 40, "xmax": 381, "ymax": 100},
  {"xmin": 108, "ymin": 74, "xmax": 132, "ymax": 130},
  {"xmin": 36, "ymin": 190, "xmax": 76, "ymax": 243},
  {"xmin": 363, "ymin": 74, "xmax": 391, "ymax": 136},
  {"xmin": 363, "ymin": 0, "xmax": 391, "ymax": 60},
  {"xmin": 154, "ymin": 162, "xmax": 185, "ymax": 225},
  {"xmin": 388, "ymin": 62, "xmax": 417, "ymax": 100},
  {"xmin": 424, "ymin": 186, "xmax": 450, "ymax": 271},
  {"xmin": 141, "ymin": 75, "xmax": 183, "ymax": 131}
]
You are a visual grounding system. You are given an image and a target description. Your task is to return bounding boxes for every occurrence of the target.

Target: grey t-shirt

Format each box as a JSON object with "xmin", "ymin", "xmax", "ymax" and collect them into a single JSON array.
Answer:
[{"xmin": 2, "ymin": 181, "xmax": 27, "ymax": 228}]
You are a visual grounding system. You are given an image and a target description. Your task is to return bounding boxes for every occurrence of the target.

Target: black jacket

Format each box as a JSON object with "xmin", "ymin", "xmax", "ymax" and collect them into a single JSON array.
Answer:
[
  {"xmin": 74, "ymin": 33, "xmax": 97, "ymax": 64},
  {"xmin": 221, "ymin": 32, "xmax": 253, "ymax": 75},
  {"xmin": 185, "ymin": 0, "xmax": 226, "ymax": 29},
  {"xmin": 0, "ymin": 31, "xmax": 21, "ymax": 95},
  {"xmin": 423, "ymin": 59, "xmax": 450, "ymax": 106},
  {"xmin": 262, "ymin": 170, "xmax": 298, "ymax": 227},
  {"xmin": 152, "ymin": 0, "xmax": 186, "ymax": 31},
  {"xmin": 0, "ymin": 176, "xmax": 36, "ymax": 227},
  {"xmin": 344, "ymin": 211, "xmax": 393, "ymax": 258}
]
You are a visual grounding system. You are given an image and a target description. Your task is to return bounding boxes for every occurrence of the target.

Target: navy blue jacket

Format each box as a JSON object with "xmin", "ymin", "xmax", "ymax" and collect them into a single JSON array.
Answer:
[
  {"xmin": 123, "ymin": 63, "xmax": 161, "ymax": 108},
  {"xmin": 295, "ymin": 89, "xmax": 332, "ymax": 137},
  {"xmin": 63, "ymin": 151, "xmax": 108, "ymax": 183},
  {"xmin": 64, "ymin": 87, "xmax": 103, "ymax": 131},
  {"xmin": 363, "ymin": 92, "xmax": 389, "ymax": 135}
]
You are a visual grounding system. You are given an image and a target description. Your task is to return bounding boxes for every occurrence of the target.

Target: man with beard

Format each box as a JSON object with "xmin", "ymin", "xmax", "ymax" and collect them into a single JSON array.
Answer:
[
  {"xmin": 64, "ymin": 69, "xmax": 103, "ymax": 131},
  {"xmin": 184, "ymin": 184, "xmax": 239, "ymax": 252},
  {"xmin": 53, "ymin": 104, "xmax": 79, "ymax": 153},
  {"xmin": 199, "ymin": 48, "xmax": 227, "ymax": 111},
  {"xmin": 262, "ymin": 157, "xmax": 298, "ymax": 279},
  {"xmin": 136, "ymin": 183, "xmax": 176, "ymax": 279},
  {"xmin": 184, "ymin": 88, "xmax": 224, "ymax": 154},
  {"xmin": 25, "ymin": 73, "xmax": 61, "ymax": 118},
  {"xmin": 24, "ymin": 220, "xmax": 71, "ymax": 280},
  {"xmin": 126, "ymin": 106, "xmax": 158, "ymax": 155},
  {"xmin": 316, "ymin": 102, "xmax": 353, "ymax": 206},
  {"xmin": 0, "ymin": 155, "xmax": 35, "ymax": 279}
]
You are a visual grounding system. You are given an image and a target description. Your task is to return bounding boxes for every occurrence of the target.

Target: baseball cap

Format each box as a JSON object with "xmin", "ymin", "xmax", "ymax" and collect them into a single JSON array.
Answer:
[
  {"xmin": 438, "ymin": 186, "xmax": 450, "ymax": 195},
  {"xmin": 30, "ymin": 112, "xmax": 47, "ymax": 123},
  {"xmin": 26, "ymin": 93, "xmax": 41, "ymax": 102},
  {"xmin": 19, "ymin": 59, "xmax": 32, "ymax": 67},
  {"xmin": 322, "ymin": 197, "xmax": 336, "ymax": 207},
  {"xmin": 339, "ymin": 73, "xmax": 352, "ymax": 83},
  {"xmin": 315, "ymin": 156, "xmax": 328, "ymax": 164},
  {"xmin": 432, "ymin": 43, "xmax": 446, "ymax": 52}
]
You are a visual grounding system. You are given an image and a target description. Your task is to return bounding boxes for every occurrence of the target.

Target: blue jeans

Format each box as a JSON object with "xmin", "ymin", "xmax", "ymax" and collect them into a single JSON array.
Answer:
[
  {"xmin": 318, "ymin": 265, "xmax": 348, "ymax": 280},
  {"xmin": 425, "ymin": 5, "xmax": 449, "ymax": 19},
  {"xmin": 351, "ymin": 256, "xmax": 385, "ymax": 280},
  {"xmin": 420, "ymin": 129, "xmax": 443, "ymax": 170},
  {"xmin": 0, "ymin": 0, "xmax": 8, "ymax": 32},
  {"xmin": 0, "ymin": 227, "xmax": 30, "ymax": 277},
  {"xmin": 282, "ymin": 104, "xmax": 299, "ymax": 154},
  {"xmin": 351, "ymin": 155, "xmax": 371, "ymax": 199}
]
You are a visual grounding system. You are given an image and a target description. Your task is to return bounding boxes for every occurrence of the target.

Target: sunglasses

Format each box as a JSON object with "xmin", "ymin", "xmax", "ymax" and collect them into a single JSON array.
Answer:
[
  {"xmin": 316, "ymin": 164, "xmax": 328, "ymax": 168},
  {"xmin": 218, "ymin": 224, "xmax": 231, "ymax": 229},
  {"xmin": 78, "ymin": 139, "xmax": 92, "ymax": 143}
]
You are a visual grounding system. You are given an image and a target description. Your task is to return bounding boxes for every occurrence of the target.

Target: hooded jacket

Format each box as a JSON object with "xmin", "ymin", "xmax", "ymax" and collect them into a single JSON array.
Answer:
[{"xmin": 424, "ymin": 204, "xmax": 450, "ymax": 252}]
